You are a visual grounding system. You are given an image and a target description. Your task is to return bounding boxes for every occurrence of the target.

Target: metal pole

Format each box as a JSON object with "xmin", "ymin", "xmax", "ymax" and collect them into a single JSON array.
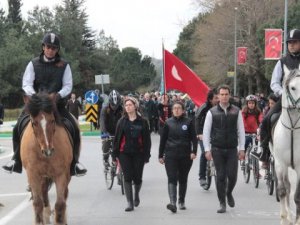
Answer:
[
  {"xmin": 234, "ymin": 7, "xmax": 237, "ymax": 96},
  {"xmin": 101, "ymin": 74, "xmax": 104, "ymax": 94},
  {"xmin": 283, "ymin": 0, "xmax": 288, "ymax": 55}
]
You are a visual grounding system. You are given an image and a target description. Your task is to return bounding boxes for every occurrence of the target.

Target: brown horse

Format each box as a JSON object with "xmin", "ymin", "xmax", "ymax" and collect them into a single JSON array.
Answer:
[{"xmin": 20, "ymin": 93, "xmax": 73, "ymax": 225}]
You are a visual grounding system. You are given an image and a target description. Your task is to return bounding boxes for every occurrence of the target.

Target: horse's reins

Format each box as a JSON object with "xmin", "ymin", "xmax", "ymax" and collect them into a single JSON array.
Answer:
[{"xmin": 281, "ymin": 75, "xmax": 300, "ymax": 169}]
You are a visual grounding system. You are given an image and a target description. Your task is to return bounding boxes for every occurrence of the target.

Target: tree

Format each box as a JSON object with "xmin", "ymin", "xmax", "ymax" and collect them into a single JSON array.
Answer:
[
  {"xmin": 0, "ymin": 29, "xmax": 32, "ymax": 107},
  {"xmin": 191, "ymin": 0, "xmax": 293, "ymax": 96},
  {"xmin": 110, "ymin": 47, "xmax": 156, "ymax": 92},
  {"xmin": 173, "ymin": 14, "xmax": 206, "ymax": 68},
  {"xmin": 7, "ymin": 0, "xmax": 23, "ymax": 32}
]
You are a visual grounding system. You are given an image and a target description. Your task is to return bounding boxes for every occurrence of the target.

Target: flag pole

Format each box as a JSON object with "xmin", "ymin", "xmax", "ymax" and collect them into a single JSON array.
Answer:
[{"xmin": 162, "ymin": 39, "xmax": 166, "ymax": 95}]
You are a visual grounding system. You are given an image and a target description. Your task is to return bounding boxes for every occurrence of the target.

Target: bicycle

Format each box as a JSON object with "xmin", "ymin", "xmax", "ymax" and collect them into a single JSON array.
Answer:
[
  {"xmin": 241, "ymin": 133, "xmax": 260, "ymax": 188},
  {"xmin": 203, "ymin": 160, "xmax": 216, "ymax": 190},
  {"xmin": 264, "ymin": 152, "xmax": 279, "ymax": 201},
  {"xmin": 101, "ymin": 136, "xmax": 125, "ymax": 195}
]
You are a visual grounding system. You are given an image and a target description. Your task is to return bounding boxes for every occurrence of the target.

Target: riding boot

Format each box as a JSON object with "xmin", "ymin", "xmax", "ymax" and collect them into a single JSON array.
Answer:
[
  {"xmin": 167, "ymin": 183, "xmax": 177, "ymax": 213},
  {"xmin": 134, "ymin": 183, "xmax": 142, "ymax": 207},
  {"xmin": 67, "ymin": 114, "xmax": 87, "ymax": 177},
  {"xmin": 2, "ymin": 124, "xmax": 22, "ymax": 173},
  {"xmin": 178, "ymin": 183, "xmax": 187, "ymax": 210},
  {"xmin": 124, "ymin": 182, "xmax": 134, "ymax": 212}
]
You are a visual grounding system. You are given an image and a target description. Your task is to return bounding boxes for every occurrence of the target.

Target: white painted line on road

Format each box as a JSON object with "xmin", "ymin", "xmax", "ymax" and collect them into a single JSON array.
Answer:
[
  {"xmin": 0, "ymin": 195, "xmax": 31, "ymax": 225},
  {"xmin": 0, "ymin": 192, "xmax": 28, "ymax": 197}
]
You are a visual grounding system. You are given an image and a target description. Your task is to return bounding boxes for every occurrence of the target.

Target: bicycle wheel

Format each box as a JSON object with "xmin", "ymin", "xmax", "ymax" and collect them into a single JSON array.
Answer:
[
  {"xmin": 120, "ymin": 172, "xmax": 125, "ymax": 195},
  {"xmin": 203, "ymin": 162, "xmax": 212, "ymax": 190},
  {"xmin": 267, "ymin": 160, "xmax": 275, "ymax": 195},
  {"xmin": 104, "ymin": 157, "xmax": 115, "ymax": 190},
  {"xmin": 252, "ymin": 157, "xmax": 260, "ymax": 188},
  {"xmin": 243, "ymin": 152, "xmax": 251, "ymax": 183}
]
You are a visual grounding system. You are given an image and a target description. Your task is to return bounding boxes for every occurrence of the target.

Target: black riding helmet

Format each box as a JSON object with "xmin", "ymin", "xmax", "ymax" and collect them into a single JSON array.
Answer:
[
  {"xmin": 109, "ymin": 90, "xmax": 122, "ymax": 110},
  {"xmin": 42, "ymin": 33, "xmax": 60, "ymax": 50},
  {"xmin": 287, "ymin": 29, "xmax": 300, "ymax": 42}
]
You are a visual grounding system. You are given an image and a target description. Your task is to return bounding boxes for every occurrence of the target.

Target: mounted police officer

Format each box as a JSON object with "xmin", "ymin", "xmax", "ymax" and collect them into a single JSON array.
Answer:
[
  {"xmin": 259, "ymin": 29, "xmax": 300, "ymax": 157},
  {"xmin": 2, "ymin": 33, "xmax": 87, "ymax": 176}
]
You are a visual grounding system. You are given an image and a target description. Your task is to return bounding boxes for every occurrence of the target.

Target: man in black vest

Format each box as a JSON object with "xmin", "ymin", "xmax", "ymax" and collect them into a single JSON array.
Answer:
[
  {"xmin": 2, "ymin": 33, "xmax": 87, "ymax": 176},
  {"xmin": 258, "ymin": 29, "xmax": 300, "ymax": 161},
  {"xmin": 203, "ymin": 84, "xmax": 245, "ymax": 213}
]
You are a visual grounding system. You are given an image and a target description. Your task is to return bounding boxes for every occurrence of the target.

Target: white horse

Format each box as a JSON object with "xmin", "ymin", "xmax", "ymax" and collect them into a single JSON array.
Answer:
[{"xmin": 270, "ymin": 65, "xmax": 300, "ymax": 225}]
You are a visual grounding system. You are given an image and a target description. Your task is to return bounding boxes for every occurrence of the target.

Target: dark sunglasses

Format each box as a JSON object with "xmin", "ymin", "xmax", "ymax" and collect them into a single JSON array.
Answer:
[
  {"xmin": 287, "ymin": 40, "xmax": 300, "ymax": 44},
  {"xmin": 45, "ymin": 45, "xmax": 58, "ymax": 50}
]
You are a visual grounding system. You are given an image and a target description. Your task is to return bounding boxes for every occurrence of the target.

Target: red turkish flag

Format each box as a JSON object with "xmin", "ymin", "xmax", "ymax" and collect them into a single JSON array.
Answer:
[
  {"xmin": 265, "ymin": 29, "xmax": 282, "ymax": 60},
  {"xmin": 164, "ymin": 49, "xmax": 210, "ymax": 106},
  {"xmin": 237, "ymin": 47, "xmax": 247, "ymax": 65}
]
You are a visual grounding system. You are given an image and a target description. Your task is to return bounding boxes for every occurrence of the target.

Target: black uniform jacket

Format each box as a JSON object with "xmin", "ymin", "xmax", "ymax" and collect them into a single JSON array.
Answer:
[{"xmin": 159, "ymin": 115, "xmax": 197, "ymax": 159}]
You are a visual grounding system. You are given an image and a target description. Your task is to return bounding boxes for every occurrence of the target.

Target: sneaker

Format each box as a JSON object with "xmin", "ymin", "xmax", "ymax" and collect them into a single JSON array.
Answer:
[{"xmin": 199, "ymin": 179, "xmax": 207, "ymax": 187}]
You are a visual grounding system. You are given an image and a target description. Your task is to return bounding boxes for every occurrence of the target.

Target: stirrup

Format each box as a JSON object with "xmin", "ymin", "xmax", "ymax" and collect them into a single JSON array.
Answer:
[
  {"xmin": 2, "ymin": 161, "xmax": 15, "ymax": 174},
  {"xmin": 74, "ymin": 162, "xmax": 87, "ymax": 177}
]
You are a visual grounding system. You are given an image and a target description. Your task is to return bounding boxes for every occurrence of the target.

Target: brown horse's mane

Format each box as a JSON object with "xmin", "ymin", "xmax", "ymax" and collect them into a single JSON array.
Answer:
[{"xmin": 26, "ymin": 93, "xmax": 62, "ymax": 124}]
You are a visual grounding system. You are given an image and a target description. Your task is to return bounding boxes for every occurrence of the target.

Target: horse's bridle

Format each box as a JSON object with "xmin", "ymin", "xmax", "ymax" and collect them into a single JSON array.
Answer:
[{"xmin": 30, "ymin": 116, "xmax": 55, "ymax": 157}]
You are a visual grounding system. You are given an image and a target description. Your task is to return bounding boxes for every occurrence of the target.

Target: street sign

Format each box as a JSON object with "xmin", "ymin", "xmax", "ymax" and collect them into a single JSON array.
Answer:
[
  {"xmin": 95, "ymin": 74, "xmax": 110, "ymax": 84},
  {"xmin": 85, "ymin": 104, "xmax": 98, "ymax": 123},
  {"xmin": 85, "ymin": 90, "xmax": 99, "ymax": 104},
  {"xmin": 227, "ymin": 71, "xmax": 235, "ymax": 77}
]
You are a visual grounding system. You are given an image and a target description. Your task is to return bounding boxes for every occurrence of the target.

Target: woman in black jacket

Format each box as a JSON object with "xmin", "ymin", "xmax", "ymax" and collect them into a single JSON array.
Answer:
[
  {"xmin": 113, "ymin": 97, "xmax": 151, "ymax": 212},
  {"xmin": 159, "ymin": 101, "xmax": 197, "ymax": 213}
]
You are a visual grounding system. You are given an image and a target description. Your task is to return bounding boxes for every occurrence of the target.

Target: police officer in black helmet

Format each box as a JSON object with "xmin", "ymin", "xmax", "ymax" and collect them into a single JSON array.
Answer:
[
  {"xmin": 2, "ymin": 33, "xmax": 87, "ymax": 176},
  {"xmin": 258, "ymin": 29, "xmax": 300, "ymax": 159}
]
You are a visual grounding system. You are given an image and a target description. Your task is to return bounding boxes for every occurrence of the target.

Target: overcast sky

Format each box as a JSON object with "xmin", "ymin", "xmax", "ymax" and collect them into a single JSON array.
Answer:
[{"xmin": 0, "ymin": 0, "xmax": 199, "ymax": 59}]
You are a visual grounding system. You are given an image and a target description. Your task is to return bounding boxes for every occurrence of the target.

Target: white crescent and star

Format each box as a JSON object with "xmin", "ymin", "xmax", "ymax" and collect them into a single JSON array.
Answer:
[
  {"xmin": 171, "ymin": 65, "xmax": 183, "ymax": 81},
  {"xmin": 269, "ymin": 36, "xmax": 279, "ymax": 45}
]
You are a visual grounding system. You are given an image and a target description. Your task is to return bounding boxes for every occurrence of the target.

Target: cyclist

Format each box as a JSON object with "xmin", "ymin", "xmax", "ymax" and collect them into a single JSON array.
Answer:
[
  {"xmin": 242, "ymin": 95, "xmax": 263, "ymax": 156},
  {"xmin": 100, "ymin": 90, "xmax": 123, "ymax": 169},
  {"xmin": 195, "ymin": 89, "xmax": 218, "ymax": 188},
  {"xmin": 253, "ymin": 93, "xmax": 279, "ymax": 167}
]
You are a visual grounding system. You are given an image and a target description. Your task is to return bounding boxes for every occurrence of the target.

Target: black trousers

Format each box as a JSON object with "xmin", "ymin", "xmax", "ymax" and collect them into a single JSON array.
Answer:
[
  {"xmin": 119, "ymin": 152, "xmax": 145, "ymax": 185},
  {"xmin": 260, "ymin": 98, "xmax": 282, "ymax": 146},
  {"xmin": 102, "ymin": 139, "xmax": 112, "ymax": 161},
  {"xmin": 211, "ymin": 147, "xmax": 238, "ymax": 204},
  {"xmin": 198, "ymin": 140, "xmax": 207, "ymax": 180},
  {"xmin": 165, "ymin": 155, "xmax": 193, "ymax": 185}
]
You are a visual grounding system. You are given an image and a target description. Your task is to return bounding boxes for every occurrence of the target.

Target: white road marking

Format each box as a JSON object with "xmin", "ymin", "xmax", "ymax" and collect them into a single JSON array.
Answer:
[
  {"xmin": 0, "ymin": 195, "xmax": 31, "ymax": 225},
  {"xmin": 0, "ymin": 193, "xmax": 28, "ymax": 197}
]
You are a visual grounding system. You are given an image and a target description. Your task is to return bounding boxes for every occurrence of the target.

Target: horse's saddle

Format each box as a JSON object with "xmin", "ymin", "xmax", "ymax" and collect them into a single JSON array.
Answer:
[
  {"xmin": 18, "ymin": 114, "xmax": 30, "ymax": 138},
  {"xmin": 61, "ymin": 118, "xmax": 75, "ymax": 147}
]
